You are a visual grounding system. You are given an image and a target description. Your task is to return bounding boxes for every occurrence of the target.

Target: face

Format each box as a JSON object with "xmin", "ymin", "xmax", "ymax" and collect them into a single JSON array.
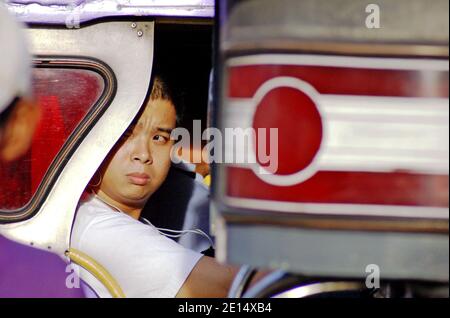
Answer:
[
  {"xmin": 97, "ymin": 98, "xmax": 176, "ymax": 208},
  {"xmin": 0, "ymin": 98, "xmax": 40, "ymax": 162}
]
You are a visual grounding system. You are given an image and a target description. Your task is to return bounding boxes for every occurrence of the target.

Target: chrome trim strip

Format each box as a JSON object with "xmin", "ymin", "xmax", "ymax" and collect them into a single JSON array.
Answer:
[
  {"xmin": 226, "ymin": 54, "xmax": 450, "ymax": 71},
  {"xmin": 272, "ymin": 281, "xmax": 366, "ymax": 298},
  {"xmin": 223, "ymin": 197, "xmax": 449, "ymax": 220}
]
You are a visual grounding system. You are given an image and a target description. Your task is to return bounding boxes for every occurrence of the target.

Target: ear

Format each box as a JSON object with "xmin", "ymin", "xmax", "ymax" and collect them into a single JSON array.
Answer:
[{"xmin": 0, "ymin": 98, "xmax": 40, "ymax": 162}]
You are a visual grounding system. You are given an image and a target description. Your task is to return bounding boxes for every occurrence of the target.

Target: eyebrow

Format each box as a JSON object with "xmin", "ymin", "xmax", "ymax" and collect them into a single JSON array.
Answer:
[
  {"xmin": 129, "ymin": 123, "xmax": 173, "ymax": 134},
  {"xmin": 156, "ymin": 127, "xmax": 173, "ymax": 134}
]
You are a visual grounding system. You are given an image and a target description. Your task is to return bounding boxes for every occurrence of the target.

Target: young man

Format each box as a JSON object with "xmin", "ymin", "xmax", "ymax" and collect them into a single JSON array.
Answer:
[
  {"xmin": 0, "ymin": 4, "xmax": 83, "ymax": 297},
  {"xmin": 71, "ymin": 77, "xmax": 265, "ymax": 297}
]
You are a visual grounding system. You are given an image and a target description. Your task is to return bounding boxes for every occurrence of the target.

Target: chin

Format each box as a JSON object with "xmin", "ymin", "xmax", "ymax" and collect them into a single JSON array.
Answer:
[{"xmin": 121, "ymin": 189, "xmax": 151, "ymax": 203}]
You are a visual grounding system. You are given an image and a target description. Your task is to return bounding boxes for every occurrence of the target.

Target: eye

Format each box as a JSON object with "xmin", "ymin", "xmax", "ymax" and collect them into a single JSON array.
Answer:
[{"xmin": 153, "ymin": 135, "xmax": 168, "ymax": 144}]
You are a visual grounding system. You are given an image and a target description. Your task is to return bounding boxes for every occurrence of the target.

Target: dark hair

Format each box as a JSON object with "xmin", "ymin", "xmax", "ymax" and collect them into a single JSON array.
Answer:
[
  {"xmin": 0, "ymin": 97, "xmax": 18, "ymax": 130},
  {"xmin": 150, "ymin": 75, "xmax": 184, "ymax": 125}
]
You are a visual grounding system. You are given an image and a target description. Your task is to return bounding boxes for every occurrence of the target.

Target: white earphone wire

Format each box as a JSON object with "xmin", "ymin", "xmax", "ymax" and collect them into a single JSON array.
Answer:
[{"xmin": 93, "ymin": 194, "xmax": 215, "ymax": 248}]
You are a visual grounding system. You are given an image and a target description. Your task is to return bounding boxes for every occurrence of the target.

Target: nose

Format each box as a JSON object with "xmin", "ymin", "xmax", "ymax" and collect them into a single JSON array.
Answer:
[{"xmin": 130, "ymin": 137, "xmax": 153, "ymax": 165}]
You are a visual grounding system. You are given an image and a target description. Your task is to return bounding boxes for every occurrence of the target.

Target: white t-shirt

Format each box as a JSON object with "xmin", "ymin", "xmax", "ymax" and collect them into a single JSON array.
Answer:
[{"xmin": 71, "ymin": 195, "xmax": 203, "ymax": 298}]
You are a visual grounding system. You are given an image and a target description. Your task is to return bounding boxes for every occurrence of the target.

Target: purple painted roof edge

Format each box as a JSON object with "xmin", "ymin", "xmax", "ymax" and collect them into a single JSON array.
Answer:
[{"xmin": 6, "ymin": 0, "xmax": 215, "ymax": 25}]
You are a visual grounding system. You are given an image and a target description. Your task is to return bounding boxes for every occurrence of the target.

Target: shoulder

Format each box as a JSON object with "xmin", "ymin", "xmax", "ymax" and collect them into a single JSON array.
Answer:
[
  {"xmin": 69, "ymin": 197, "xmax": 203, "ymax": 297},
  {"xmin": 72, "ymin": 197, "xmax": 132, "ymax": 249},
  {"xmin": 71, "ymin": 196, "xmax": 162, "ymax": 251}
]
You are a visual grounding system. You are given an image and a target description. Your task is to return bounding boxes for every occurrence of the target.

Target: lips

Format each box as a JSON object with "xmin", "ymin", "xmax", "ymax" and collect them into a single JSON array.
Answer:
[{"xmin": 126, "ymin": 172, "xmax": 150, "ymax": 186}]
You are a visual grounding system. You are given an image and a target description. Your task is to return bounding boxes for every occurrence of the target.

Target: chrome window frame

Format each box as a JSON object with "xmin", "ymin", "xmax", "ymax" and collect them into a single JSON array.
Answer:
[{"xmin": 0, "ymin": 56, "xmax": 116, "ymax": 222}]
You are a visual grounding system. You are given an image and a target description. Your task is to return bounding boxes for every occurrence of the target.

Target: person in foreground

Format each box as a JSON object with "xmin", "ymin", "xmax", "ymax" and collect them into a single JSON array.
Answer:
[
  {"xmin": 0, "ymin": 4, "xmax": 83, "ymax": 298},
  {"xmin": 71, "ymin": 76, "xmax": 266, "ymax": 297}
]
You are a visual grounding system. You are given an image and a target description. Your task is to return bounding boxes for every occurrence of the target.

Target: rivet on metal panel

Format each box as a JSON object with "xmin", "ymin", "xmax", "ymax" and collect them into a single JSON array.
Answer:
[
  {"xmin": 280, "ymin": 262, "xmax": 290, "ymax": 271},
  {"xmin": 131, "ymin": 22, "xmax": 137, "ymax": 29},
  {"xmin": 137, "ymin": 30, "xmax": 143, "ymax": 37},
  {"xmin": 269, "ymin": 260, "xmax": 279, "ymax": 268}
]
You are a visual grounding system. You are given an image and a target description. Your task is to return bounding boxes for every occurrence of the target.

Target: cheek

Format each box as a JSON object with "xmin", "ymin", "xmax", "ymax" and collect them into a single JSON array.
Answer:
[
  {"xmin": 151, "ymin": 146, "xmax": 172, "ymax": 180},
  {"xmin": 102, "ymin": 144, "xmax": 130, "ymax": 184}
]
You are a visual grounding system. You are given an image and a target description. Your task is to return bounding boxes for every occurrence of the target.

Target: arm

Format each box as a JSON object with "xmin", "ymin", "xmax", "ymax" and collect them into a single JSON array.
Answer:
[{"xmin": 176, "ymin": 256, "xmax": 269, "ymax": 298}]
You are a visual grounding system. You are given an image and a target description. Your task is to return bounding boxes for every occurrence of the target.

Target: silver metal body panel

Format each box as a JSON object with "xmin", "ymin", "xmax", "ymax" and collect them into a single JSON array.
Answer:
[
  {"xmin": 215, "ymin": 213, "xmax": 450, "ymax": 282},
  {"xmin": 7, "ymin": 0, "xmax": 214, "ymax": 24},
  {"xmin": 0, "ymin": 21, "xmax": 155, "ymax": 257},
  {"xmin": 223, "ymin": 0, "xmax": 449, "ymax": 46}
]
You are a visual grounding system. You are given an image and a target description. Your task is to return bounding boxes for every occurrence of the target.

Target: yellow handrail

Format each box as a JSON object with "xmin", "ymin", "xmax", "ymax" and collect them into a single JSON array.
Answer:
[{"xmin": 66, "ymin": 248, "xmax": 125, "ymax": 298}]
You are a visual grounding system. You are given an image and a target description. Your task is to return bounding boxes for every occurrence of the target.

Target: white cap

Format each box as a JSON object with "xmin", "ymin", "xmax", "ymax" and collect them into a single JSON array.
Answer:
[{"xmin": 0, "ymin": 3, "xmax": 31, "ymax": 114}]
